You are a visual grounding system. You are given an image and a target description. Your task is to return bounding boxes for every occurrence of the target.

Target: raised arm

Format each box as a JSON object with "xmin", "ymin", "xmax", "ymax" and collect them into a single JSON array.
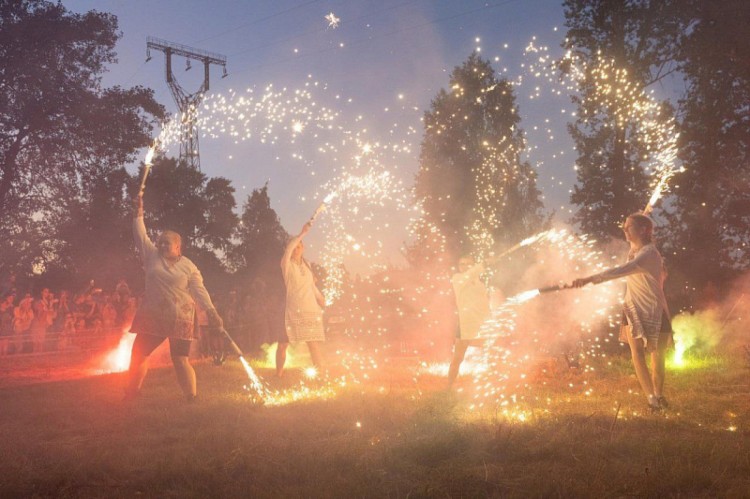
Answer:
[
  {"xmin": 132, "ymin": 195, "xmax": 156, "ymax": 260},
  {"xmin": 281, "ymin": 222, "xmax": 312, "ymax": 273}
]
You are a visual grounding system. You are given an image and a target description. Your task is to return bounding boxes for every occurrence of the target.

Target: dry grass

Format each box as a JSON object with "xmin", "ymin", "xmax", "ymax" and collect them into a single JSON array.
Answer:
[{"xmin": 1, "ymin": 351, "xmax": 748, "ymax": 498}]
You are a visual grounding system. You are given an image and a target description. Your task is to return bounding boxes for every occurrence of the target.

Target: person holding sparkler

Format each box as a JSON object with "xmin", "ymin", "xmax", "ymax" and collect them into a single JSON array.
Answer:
[
  {"xmin": 571, "ymin": 213, "xmax": 672, "ymax": 413},
  {"xmin": 125, "ymin": 194, "xmax": 224, "ymax": 402},
  {"xmin": 279, "ymin": 221, "xmax": 326, "ymax": 377},
  {"xmin": 448, "ymin": 254, "xmax": 495, "ymax": 387}
]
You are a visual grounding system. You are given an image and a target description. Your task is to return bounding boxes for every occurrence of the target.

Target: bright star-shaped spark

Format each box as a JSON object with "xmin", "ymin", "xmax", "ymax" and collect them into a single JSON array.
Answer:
[{"xmin": 325, "ymin": 12, "xmax": 340, "ymax": 29}]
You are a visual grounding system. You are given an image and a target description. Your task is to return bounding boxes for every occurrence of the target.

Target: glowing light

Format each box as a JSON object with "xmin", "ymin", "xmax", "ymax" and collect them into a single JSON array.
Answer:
[
  {"xmin": 507, "ymin": 289, "xmax": 540, "ymax": 304},
  {"xmin": 304, "ymin": 366, "xmax": 319, "ymax": 379},
  {"xmin": 144, "ymin": 144, "xmax": 156, "ymax": 165},
  {"xmin": 96, "ymin": 332, "xmax": 135, "ymax": 373},
  {"xmin": 239, "ymin": 356, "xmax": 270, "ymax": 404},
  {"xmin": 325, "ymin": 12, "xmax": 340, "ymax": 29}
]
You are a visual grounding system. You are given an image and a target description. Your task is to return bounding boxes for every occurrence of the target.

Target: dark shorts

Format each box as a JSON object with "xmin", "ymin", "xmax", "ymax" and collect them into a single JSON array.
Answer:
[{"xmin": 132, "ymin": 333, "xmax": 191, "ymax": 358}]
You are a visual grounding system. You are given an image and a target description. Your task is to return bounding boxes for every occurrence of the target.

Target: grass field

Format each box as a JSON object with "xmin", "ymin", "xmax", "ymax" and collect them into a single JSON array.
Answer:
[{"xmin": 1, "ymin": 349, "xmax": 748, "ymax": 498}]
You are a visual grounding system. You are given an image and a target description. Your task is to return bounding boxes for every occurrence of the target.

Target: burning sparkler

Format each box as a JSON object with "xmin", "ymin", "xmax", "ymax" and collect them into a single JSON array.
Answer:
[
  {"xmin": 138, "ymin": 142, "xmax": 158, "ymax": 195},
  {"xmin": 494, "ymin": 230, "xmax": 553, "ymax": 259},
  {"xmin": 220, "ymin": 328, "xmax": 269, "ymax": 404},
  {"xmin": 309, "ymin": 191, "xmax": 338, "ymax": 223}
]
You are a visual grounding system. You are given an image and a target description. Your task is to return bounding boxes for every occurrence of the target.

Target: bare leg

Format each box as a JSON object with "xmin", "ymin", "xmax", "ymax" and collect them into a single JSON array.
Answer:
[
  {"xmin": 307, "ymin": 341, "xmax": 323, "ymax": 369},
  {"xmin": 448, "ymin": 340, "xmax": 471, "ymax": 387},
  {"xmin": 651, "ymin": 347, "xmax": 667, "ymax": 399},
  {"xmin": 172, "ymin": 355, "xmax": 197, "ymax": 399},
  {"xmin": 627, "ymin": 333, "xmax": 655, "ymax": 403},
  {"xmin": 126, "ymin": 350, "xmax": 149, "ymax": 396},
  {"xmin": 276, "ymin": 342, "xmax": 289, "ymax": 377}
]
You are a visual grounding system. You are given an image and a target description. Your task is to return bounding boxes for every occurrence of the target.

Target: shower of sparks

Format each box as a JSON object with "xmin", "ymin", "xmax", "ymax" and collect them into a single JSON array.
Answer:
[
  {"xmin": 316, "ymin": 167, "xmax": 419, "ymax": 305},
  {"xmin": 545, "ymin": 48, "xmax": 681, "ymax": 213},
  {"xmin": 132, "ymin": 80, "xmax": 422, "ymax": 407},
  {"xmin": 469, "ymin": 228, "xmax": 622, "ymax": 411},
  {"xmin": 239, "ymin": 356, "xmax": 271, "ymax": 404},
  {"xmin": 133, "ymin": 28, "xmax": 689, "ymax": 413},
  {"xmin": 325, "ymin": 12, "xmax": 341, "ymax": 29}
]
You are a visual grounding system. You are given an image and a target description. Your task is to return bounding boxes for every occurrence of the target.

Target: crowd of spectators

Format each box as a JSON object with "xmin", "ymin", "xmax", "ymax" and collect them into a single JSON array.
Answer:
[
  {"xmin": 0, "ymin": 273, "xmax": 137, "ymax": 356},
  {"xmin": 0, "ymin": 271, "xmax": 288, "ymax": 359}
]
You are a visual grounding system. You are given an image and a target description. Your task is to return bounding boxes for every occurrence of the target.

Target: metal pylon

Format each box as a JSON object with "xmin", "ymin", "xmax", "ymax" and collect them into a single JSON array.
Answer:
[{"xmin": 146, "ymin": 36, "xmax": 228, "ymax": 170}]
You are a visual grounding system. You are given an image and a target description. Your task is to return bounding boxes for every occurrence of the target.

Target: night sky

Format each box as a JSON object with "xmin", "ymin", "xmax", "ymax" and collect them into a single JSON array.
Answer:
[{"xmin": 61, "ymin": 0, "xmax": 591, "ymax": 270}]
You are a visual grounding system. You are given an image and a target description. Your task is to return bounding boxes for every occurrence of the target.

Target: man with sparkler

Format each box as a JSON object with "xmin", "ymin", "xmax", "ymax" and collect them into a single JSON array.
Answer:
[
  {"xmin": 278, "ymin": 221, "xmax": 326, "ymax": 377},
  {"xmin": 448, "ymin": 255, "xmax": 493, "ymax": 387},
  {"xmin": 124, "ymin": 195, "xmax": 224, "ymax": 402},
  {"xmin": 571, "ymin": 213, "xmax": 672, "ymax": 412}
]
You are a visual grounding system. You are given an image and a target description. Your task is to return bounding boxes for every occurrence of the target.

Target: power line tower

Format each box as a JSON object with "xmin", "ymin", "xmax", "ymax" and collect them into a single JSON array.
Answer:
[{"xmin": 146, "ymin": 36, "xmax": 228, "ymax": 170}]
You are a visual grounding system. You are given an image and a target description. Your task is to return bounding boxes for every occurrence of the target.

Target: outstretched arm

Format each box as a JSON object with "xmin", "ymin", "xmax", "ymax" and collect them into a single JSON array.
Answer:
[
  {"xmin": 572, "ymin": 253, "xmax": 646, "ymax": 288},
  {"xmin": 281, "ymin": 222, "xmax": 312, "ymax": 272}
]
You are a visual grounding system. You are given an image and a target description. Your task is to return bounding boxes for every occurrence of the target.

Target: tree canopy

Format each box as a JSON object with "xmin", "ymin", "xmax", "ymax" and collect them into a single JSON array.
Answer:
[
  {"xmin": 413, "ymin": 52, "xmax": 545, "ymax": 263},
  {"xmin": 0, "ymin": 0, "xmax": 164, "ymax": 275}
]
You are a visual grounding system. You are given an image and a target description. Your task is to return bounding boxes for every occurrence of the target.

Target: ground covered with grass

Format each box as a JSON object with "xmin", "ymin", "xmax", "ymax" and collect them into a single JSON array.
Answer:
[{"xmin": 1, "ymin": 351, "xmax": 748, "ymax": 498}]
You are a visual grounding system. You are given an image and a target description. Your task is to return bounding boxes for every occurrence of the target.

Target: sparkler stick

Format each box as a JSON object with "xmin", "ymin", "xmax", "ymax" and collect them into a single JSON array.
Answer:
[
  {"xmin": 506, "ymin": 283, "xmax": 573, "ymax": 305},
  {"xmin": 220, "ymin": 328, "xmax": 269, "ymax": 404},
  {"xmin": 138, "ymin": 144, "xmax": 157, "ymax": 195},
  {"xmin": 308, "ymin": 191, "xmax": 338, "ymax": 223},
  {"xmin": 538, "ymin": 283, "xmax": 573, "ymax": 294}
]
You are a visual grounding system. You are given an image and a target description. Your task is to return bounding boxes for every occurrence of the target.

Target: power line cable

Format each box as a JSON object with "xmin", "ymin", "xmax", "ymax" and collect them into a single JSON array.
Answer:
[{"xmin": 192, "ymin": 0, "xmax": 323, "ymax": 45}]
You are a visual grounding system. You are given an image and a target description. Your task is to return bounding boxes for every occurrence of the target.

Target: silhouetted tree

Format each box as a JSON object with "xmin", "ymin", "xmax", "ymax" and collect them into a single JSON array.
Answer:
[
  {"xmin": 0, "ymin": 0, "xmax": 164, "ymax": 275},
  {"xmin": 562, "ymin": 0, "xmax": 684, "ymax": 240},
  {"xmin": 413, "ymin": 52, "xmax": 544, "ymax": 264},
  {"xmin": 663, "ymin": 0, "xmax": 750, "ymax": 306}
]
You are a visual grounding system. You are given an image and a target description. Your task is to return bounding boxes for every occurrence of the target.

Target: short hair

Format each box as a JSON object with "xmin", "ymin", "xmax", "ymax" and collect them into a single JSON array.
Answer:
[
  {"xmin": 627, "ymin": 213, "xmax": 654, "ymax": 240},
  {"xmin": 160, "ymin": 230, "xmax": 182, "ymax": 246}
]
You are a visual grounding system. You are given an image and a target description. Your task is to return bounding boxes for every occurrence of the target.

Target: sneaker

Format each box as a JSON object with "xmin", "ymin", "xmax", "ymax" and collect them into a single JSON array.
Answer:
[
  {"xmin": 648, "ymin": 402, "xmax": 663, "ymax": 414},
  {"xmin": 657, "ymin": 396, "xmax": 669, "ymax": 409}
]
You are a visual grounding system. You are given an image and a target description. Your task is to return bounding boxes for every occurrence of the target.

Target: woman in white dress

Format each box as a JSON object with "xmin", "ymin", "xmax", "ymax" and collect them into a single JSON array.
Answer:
[
  {"xmin": 125, "ymin": 195, "xmax": 224, "ymax": 402},
  {"xmin": 278, "ymin": 222, "xmax": 325, "ymax": 377},
  {"xmin": 572, "ymin": 213, "xmax": 672, "ymax": 412}
]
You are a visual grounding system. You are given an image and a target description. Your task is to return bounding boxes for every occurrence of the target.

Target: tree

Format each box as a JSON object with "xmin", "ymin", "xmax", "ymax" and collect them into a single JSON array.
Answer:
[
  {"xmin": 0, "ymin": 0, "xmax": 164, "ymax": 274},
  {"xmin": 44, "ymin": 168, "xmax": 139, "ymax": 290},
  {"xmin": 562, "ymin": 0, "xmax": 684, "ymax": 241},
  {"xmin": 663, "ymin": 0, "xmax": 750, "ymax": 306},
  {"xmin": 413, "ymin": 52, "xmax": 545, "ymax": 263},
  {"xmin": 230, "ymin": 183, "xmax": 288, "ymax": 278},
  {"xmin": 136, "ymin": 156, "xmax": 238, "ymax": 289}
]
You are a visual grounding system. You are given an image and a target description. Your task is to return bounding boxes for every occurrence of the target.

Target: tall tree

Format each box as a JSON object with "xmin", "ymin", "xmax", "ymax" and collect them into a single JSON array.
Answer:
[
  {"xmin": 413, "ymin": 52, "xmax": 544, "ymax": 263},
  {"xmin": 663, "ymin": 0, "xmax": 750, "ymax": 305},
  {"xmin": 230, "ymin": 183, "xmax": 288, "ymax": 278},
  {"xmin": 562, "ymin": 0, "xmax": 684, "ymax": 240},
  {"xmin": 0, "ymin": 0, "xmax": 164, "ymax": 274}
]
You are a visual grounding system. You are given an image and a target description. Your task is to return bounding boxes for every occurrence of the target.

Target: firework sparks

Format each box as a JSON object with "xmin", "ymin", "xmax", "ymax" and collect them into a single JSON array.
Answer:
[
  {"xmin": 92, "ymin": 332, "xmax": 136, "ymax": 374},
  {"xmin": 324, "ymin": 12, "xmax": 341, "ymax": 29},
  {"xmin": 508, "ymin": 289, "xmax": 541, "ymax": 304}
]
